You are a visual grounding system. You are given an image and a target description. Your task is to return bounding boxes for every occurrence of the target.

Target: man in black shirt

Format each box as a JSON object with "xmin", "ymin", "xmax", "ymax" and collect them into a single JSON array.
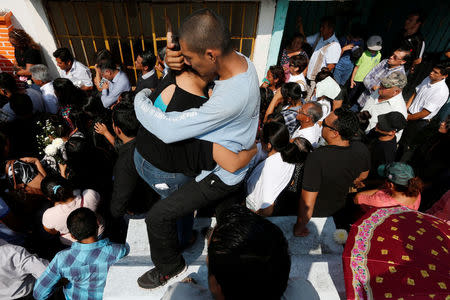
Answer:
[
  {"xmin": 294, "ymin": 108, "xmax": 370, "ymax": 237},
  {"xmin": 368, "ymin": 112, "xmax": 406, "ymax": 178},
  {"xmin": 134, "ymin": 50, "xmax": 159, "ymax": 94},
  {"xmin": 109, "ymin": 103, "xmax": 156, "ymax": 240}
]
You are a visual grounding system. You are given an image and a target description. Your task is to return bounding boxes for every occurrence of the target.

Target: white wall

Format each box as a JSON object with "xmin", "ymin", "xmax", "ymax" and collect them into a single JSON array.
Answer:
[
  {"xmin": 0, "ymin": 0, "xmax": 59, "ymax": 77},
  {"xmin": 252, "ymin": 0, "xmax": 276, "ymax": 81}
]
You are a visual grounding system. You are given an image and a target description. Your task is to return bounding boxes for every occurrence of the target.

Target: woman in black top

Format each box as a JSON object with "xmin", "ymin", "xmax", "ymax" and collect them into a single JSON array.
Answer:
[{"xmin": 8, "ymin": 28, "xmax": 42, "ymax": 78}]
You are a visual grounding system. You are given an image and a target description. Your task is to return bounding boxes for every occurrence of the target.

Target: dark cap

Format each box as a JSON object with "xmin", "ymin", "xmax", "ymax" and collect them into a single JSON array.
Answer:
[{"xmin": 377, "ymin": 112, "xmax": 407, "ymax": 132}]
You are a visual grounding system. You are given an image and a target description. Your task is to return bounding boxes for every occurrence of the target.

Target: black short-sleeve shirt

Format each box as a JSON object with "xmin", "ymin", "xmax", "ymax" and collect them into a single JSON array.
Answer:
[
  {"xmin": 14, "ymin": 47, "xmax": 42, "ymax": 68},
  {"xmin": 135, "ymin": 72, "xmax": 216, "ymax": 177},
  {"xmin": 302, "ymin": 141, "xmax": 370, "ymax": 217}
]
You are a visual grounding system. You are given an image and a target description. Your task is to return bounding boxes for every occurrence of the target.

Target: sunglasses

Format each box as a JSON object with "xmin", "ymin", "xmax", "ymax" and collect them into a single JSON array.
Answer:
[{"xmin": 322, "ymin": 119, "xmax": 338, "ymax": 131}]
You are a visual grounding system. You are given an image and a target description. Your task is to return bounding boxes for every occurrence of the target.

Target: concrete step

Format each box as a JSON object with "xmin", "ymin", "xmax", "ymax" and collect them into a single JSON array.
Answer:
[{"xmin": 104, "ymin": 216, "xmax": 345, "ymax": 299}]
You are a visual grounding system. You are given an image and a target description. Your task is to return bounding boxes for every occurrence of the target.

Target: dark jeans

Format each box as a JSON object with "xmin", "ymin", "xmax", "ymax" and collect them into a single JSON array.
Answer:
[
  {"xmin": 146, "ymin": 173, "xmax": 242, "ymax": 275},
  {"xmin": 134, "ymin": 149, "xmax": 193, "ymax": 247}
]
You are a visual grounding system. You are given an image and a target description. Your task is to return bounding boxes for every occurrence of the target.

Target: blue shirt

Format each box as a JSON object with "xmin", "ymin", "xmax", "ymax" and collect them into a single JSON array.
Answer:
[
  {"xmin": 101, "ymin": 71, "xmax": 131, "ymax": 108},
  {"xmin": 33, "ymin": 238, "xmax": 128, "ymax": 300},
  {"xmin": 135, "ymin": 54, "xmax": 260, "ymax": 185}
]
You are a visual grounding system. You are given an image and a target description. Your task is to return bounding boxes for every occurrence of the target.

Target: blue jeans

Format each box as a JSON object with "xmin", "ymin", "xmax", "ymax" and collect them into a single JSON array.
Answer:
[
  {"xmin": 134, "ymin": 149, "xmax": 193, "ymax": 247},
  {"xmin": 333, "ymin": 56, "xmax": 354, "ymax": 86}
]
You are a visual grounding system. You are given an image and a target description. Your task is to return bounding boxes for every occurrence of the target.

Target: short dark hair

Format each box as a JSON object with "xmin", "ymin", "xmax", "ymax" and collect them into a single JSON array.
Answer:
[
  {"xmin": 112, "ymin": 102, "xmax": 139, "ymax": 137},
  {"xmin": 179, "ymin": 8, "xmax": 232, "ymax": 55},
  {"xmin": 53, "ymin": 48, "xmax": 74, "ymax": 63},
  {"xmin": 315, "ymin": 67, "xmax": 332, "ymax": 83},
  {"xmin": 67, "ymin": 207, "xmax": 98, "ymax": 241},
  {"xmin": 0, "ymin": 72, "xmax": 18, "ymax": 93},
  {"xmin": 281, "ymin": 82, "xmax": 303, "ymax": 102},
  {"xmin": 98, "ymin": 59, "xmax": 117, "ymax": 72},
  {"xmin": 435, "ymin": 62, "xmax": 450, "ymax": 76},
  {"xmin": 289, "ymin": 54, "xmax": 308, "ymax": 73},
  {"xmin": 321, "ymin": 16, "xmax": 336, "ymax": 30},
  {"xmin": 208, "ymin": 205, "xmax": 290, "ymax": 300},
  {"xmin": 138, "ymin": 50, "xmax": 156, "ymax": 69},
  {"xmin": 10, "ymin": 93, "xmax": 33, "ymax": 116},
  {"xmin": 118, "ymin": 91, "xmax": 135, "ymax": 107},
  {"xmin": 408, "ymin": 10, "xmax": 426, "ymax": 24},
  {"xmin": 395, "ymin": 47, "xmax": 413, "ymax": 66},
  {"xmin": 333, "ymin": 108, "xmax": 359, "ymax": 141}
]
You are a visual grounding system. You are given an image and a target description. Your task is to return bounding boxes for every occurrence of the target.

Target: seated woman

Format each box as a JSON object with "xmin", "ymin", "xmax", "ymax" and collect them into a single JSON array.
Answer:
[
  {"xmin": 355, "ymin": 162, "xmax": 423, "ymax": 211},
  {"xmin": 245, "ymin": 122, "xmax": 311, "ymax": 217},
  {"xmin": 40, "ymin": 175, "xmax": 104, "ymax": 246}
]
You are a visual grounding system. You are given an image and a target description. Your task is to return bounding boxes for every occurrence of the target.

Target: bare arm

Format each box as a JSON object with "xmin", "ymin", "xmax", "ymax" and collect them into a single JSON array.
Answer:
[
  {"xmin": 263, "ymin": 90, "xmax": 283, "ymax": 123},
  {"xmin": 408, "ymin": 109, "xmax": 430, "ymax": 121},
  {"xmin": 16, "ymin": 63, "xmax": 34, "ymax": 76},
  {"xmin": 354, "ymin": 189, "xmax": 378, "ymax": 204},
  {"xmin": 294, "ymin": 189, "xmax": 318, "ymax": 237},
  {"xmin": 43, "ymin": 225, "xmax": 59, "ymax": 235},
  {"xmin": 353, "ymin": 170, "xmax": 369, "ymax": 189},
  {"xmin": 258, "ymin": 204, "xmax": 275, "ymax": 217},
  {"xmin": 213, "ymin": 143, "xmax": 257, "ymax": 173},
  {"xmin": 406, "ymin": 92, "xmax": 416, "ymax": 110},
  {"xmin": 350, "ymin": 65, "xmax": 359, "ymax": 88},
  {"xmin": 94, "ymin": 122, "xmax": 115, "ymax": 146}
]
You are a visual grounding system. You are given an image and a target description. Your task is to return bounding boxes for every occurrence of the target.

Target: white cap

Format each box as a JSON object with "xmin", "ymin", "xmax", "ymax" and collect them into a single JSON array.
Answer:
[
  {"xmin": 367, "ymin": 35, "xmax": 382, "ymax": 51},
  {"xmin": 316, "ymin": 76, "xmax": 341, "ymax": 99}
]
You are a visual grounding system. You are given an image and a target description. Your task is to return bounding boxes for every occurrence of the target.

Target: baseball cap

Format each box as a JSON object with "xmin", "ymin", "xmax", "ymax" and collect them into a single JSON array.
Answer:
[
  {"xmin": 377, "ymin": 162, "xmax": 415, "ymax": 186},
  {"xmin": 315, "ymin": 76, "xmax": 341, "ymax": 99},
  {"xmin": 367, "ymin": 35, "xmax": 382, "ymax": 51},
  {"xmin": 380, "ymin": 71, "xmax": 407, "ymax": 89},
  {"xmin": 377, "ymin": 112, "xmax": 407, "ymax": 132}
]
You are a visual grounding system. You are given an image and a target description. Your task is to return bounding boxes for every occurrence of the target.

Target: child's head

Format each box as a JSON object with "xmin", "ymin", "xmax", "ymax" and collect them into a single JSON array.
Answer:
[
  {"xmin": 41, "ymin": 175, "xmax": 74, "ymax": 203},
  {"xmin": 289, "ymin": 33, "xmax": 305, "ymax": 51},
  {"xmin": 267, "ymin": 65, "xmax": 285, "ymax": 89},
  {"xmin": 289, "ymin": 55, "xmax": 308, "ymax": 76},
  {"xmin": 366, "ymin": 35, "xmax": 382, "ymax": 54},
  {"xmin": 67, "ymin": 207, "xmax": 98, "ymax": 241},
  {"xmin": 281, "ymin": 82, "xmax": 304, "ymax": 105},
  {"xmin": 112, "ymin": 102, "xmax": 139, "ymax": 138}
]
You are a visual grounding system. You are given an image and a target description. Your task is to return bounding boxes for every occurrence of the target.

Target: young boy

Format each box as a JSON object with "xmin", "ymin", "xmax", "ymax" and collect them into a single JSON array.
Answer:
[
  {"xmin": 33, "ymin": 208, "xmax": 128, "ymax": 300},
  {"xmin": 348, "ymin": 35, "xmax": 382, "ymax": 105},
  {"xmin": 287, "ymin": 54, "xmax": 309, "ymax": 93}
]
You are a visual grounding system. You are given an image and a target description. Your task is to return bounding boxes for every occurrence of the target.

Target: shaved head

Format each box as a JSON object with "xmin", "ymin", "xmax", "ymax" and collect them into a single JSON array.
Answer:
[{"xmin": 179, "ymin": 8, "xmax": 232, "ymax": 55}]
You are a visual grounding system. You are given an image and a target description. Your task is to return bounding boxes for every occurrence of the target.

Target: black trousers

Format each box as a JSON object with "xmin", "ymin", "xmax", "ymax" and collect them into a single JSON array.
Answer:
[
  {"xmin": 398, "ymin": 119, "xmax": 429, "ymax": 162},
  {"xmin": 145, "ymin": 173, "xmax": 242, "ymax": 275},
  {"xmin": 348, "ymin": 81, "xmax": 366, "ymax": 107}
]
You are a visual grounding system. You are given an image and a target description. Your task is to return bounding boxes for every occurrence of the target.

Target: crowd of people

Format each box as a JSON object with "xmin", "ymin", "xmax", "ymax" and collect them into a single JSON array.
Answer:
[{"xmin": 0, "ymin": 7, "xmax": 449, "ymax": 300}]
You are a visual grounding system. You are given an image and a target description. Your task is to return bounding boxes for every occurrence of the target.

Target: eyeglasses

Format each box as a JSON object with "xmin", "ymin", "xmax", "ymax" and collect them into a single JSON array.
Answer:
[{"xmin": 322, "ymin": 119, "xmax": 338, "ymax": 131}]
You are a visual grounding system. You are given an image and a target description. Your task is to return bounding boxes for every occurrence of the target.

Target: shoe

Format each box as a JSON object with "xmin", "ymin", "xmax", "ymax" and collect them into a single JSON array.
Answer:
[{"xmin": 137, "ymin": 263, "xmax": 187, "ymax": 289}]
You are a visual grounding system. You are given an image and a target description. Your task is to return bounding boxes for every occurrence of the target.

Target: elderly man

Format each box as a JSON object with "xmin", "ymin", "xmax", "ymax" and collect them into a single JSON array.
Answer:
[
  {"xmin": 53, "ymin": 47, "xmax": 93, "ymax": 91},
  {"xmin": 357, "ymin": 48, "xmax": 411, "ymax": 109},
  {"xmin": 98, "ymin": 59, "xmax": 131, "ymax": 108},
  {"xmin": 291, "ymin": 102, "xmax": 323, "ymax": 147},
  {"xmin": 30, "ymin": 64, "xmax": 59, "ymax": 114},
  {"xmin": 361, "ymin": 71, "xmax": 408, "ymax": 141}
]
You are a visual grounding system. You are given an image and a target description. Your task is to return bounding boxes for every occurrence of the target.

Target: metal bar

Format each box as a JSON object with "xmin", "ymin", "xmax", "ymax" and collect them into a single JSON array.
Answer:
[
  {"xmin": 46, "ymin": 4, "xmax": 62, "ymax": 48},
  {"xmin": 69, "ymin": 2, "xmax": 89, "ymax": 67},
  {"xmin": 49, "ymin": 34, "xmax": 256, "ymax": 40},
  {"xmin": 57, "ymin": 2, "xmax": 75, "ymax": 55},
  {"xmin": 137, "ymin": 2, "xmax": 145, "ymax": 52},
  {"xmin": 229, "ymin": 3, "xmax": 233, "ymax": 32},
  {"xmin": 177, "ymin": 4, "xmax": 181, "ymax": 29},
  {"xmin": 150, "ymin": 5, "xmax": 158, "ymax": 57},
  {"xmin": 239, "ymin": 3, "xmax": 246, "ymax": 53},
  {"xmin": 124, "ymin": 3, "xmax": 138, "ymax": 82},
  {"xmin": 84, "ymin": 3, "xmax": 97, "ymax": 53},
  {"xmin": 111, "ymin": 2, "xmax": 124, "ymax": 64},
  {"xmin": 97, "ymin": 3, "xmax": 110, "ymax": 50}
]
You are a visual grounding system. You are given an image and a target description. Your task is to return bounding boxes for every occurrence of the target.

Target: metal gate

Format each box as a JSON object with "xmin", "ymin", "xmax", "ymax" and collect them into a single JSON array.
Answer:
[{"xmin": 45, "ymin": 1, "xmax": 260, "ymax": 84}]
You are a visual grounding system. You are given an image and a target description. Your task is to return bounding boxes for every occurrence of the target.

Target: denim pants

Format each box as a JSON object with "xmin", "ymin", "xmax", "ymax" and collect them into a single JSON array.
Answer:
[
  {"xmin": 333, "ymin": 56, "xmax": 354, "ymax": 86},
  {"xmin": 134, "ymin": 149, "xmax": 193, "ymax": 247}
]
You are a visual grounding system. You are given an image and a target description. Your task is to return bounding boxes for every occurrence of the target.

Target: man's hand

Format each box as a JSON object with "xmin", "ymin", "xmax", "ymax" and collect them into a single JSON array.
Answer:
[
  {"xmin": 102, "ymin": 81, "xmax": 109, "ymax": 91},
  {"xmin": 94, "ymin": 122, "xmax": 109, "ymax": 135},
  {"xmin": 350, "ymin": 79, "xmax": 356, "ymax": 89},
  {"xmin": 342, "ymin": 44, "xmax": 354, "ymax": 52},
  {"xmin": 165, "ymin": 16, "xmax": 184, "ymax": 70},
  {"xmin": 293, "ymin": 222, "xmax": 310, "ymax": 237}
]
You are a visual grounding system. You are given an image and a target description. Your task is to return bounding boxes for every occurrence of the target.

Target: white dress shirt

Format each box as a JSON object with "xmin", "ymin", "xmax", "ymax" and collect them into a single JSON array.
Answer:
[
  {"xmin": 362, "ymin": 91, "xmax": 408, "ymax": 140},
  {"xmin": 291, "ymin": 123, "xmax": 322, "ymax": 148},
  {"xmin": 59, "ymin": 59, "xmax": 93, "ymax": 88},
  {"xmin": 306, "ymin": 33, "xmax": 341, "ymax": 80},
  {"xmin": 40, "ymin": 81, "xmax": 59, "ymax": 114},
  {"xmin": 408, "ymin": 77, "xmax": 449, "ymax": 120},
  {"xmin": 0, "ymin": 239, "xmax": 48, "ymax": 299}
]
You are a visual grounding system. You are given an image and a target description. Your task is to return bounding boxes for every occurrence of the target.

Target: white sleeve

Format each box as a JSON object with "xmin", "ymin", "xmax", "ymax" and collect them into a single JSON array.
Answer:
[
  {"xmin": 423, "ymin": 90, "xmax": 449, "ymax": 114},
  {"xmin": 419, "ymin": 41, "xmax": 425, "ymax": 59},
  {"xmin": 306, "ymin": 33, "xmax": 319, "ymax": 46},
  {"xmin": 11, "ymin": 244, "xmax": 49, "ymax": 279},
  {"xmin": 325, "ymin": 43, "xmax": 341, "ymax": 65}
]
